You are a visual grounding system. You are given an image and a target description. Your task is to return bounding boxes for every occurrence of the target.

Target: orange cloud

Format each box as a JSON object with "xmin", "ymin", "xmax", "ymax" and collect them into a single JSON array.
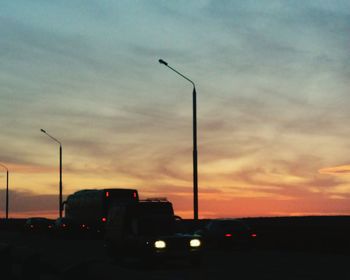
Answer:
[
  {"xmin": 318, "ymin": 165, "xmax": 350, "ymax": 175},
  {"xmin": 2, "ymin": 163, "xmax": 56, "ymax": 174},
  {"xmin": 9, "ymin": 210, "xmax": 58, "ymax": 219}
]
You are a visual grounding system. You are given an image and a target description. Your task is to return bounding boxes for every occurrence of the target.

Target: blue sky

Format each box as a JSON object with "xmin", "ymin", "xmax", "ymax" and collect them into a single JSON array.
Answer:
[{"xmin": 1, "ymin": 1, "xmax": 350, "ymax": 217}]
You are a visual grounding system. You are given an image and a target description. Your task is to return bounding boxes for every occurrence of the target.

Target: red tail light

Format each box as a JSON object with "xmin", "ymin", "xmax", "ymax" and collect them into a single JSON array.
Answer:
[
  {"xmin": 102, "ymin": 217, "xmax": 107, "ymax": 222},
  {"xmin": 133, "ymin": 191, "xmax": 137, "ymax": 199},
  {"xmin": 106, "ymin": 191, "xmax": 109, "ymax": 198},
  {"xmin": 251, "ymin": 233, "xmax": 257, "ymax": 238},
  {"xmin": 225, "ymin": 233, "xmax": 232, "ymax": 237}
]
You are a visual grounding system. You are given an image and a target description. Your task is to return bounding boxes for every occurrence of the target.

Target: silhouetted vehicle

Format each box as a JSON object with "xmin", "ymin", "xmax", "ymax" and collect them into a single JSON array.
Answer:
[
  {"xmin": 54, "ymin": 217, "xmax": 76, "ymax": 233},
  {"xmin": 54, "ymin": 217, "xmax": 94, "ymax": 238},
  {"xmin": 104, "ymin": 199, "xmax": 202, "ymax": 265},
  {"xmin": 24, "ymin": 217, "xmax": 54, "ymax": 233},
  {"xmin": 196, "ymin": 219, "xmax": 257, "ymax": 249},
  {"xmin": 64, "ymin": 188, "xmax": 139, "ymax": 235}
]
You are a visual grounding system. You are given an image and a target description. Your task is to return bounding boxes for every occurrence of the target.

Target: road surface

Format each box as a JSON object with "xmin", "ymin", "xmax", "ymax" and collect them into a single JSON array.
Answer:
[{"xmin": 1, "ymin": 231, "xmax": 349, "ymax": 280}]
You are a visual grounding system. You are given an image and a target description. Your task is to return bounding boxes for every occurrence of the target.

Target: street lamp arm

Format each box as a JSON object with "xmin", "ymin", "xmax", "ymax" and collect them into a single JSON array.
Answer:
[
  {"xmin": 40, "ymin": 129, "xmax": 62, "ymax": 145},
  {"xmin": 158, "ymin": 59, "xmax": 196, "ymax": 88}
]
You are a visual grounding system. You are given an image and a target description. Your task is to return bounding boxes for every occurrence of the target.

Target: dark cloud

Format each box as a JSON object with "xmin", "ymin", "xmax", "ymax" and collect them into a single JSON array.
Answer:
[
  {"xmin": 0, "ymin": 189, "xmax": 60, "ymax": 213},
  {"xmin": 0, "ymin": 17, "xmax": 95, "ymax": 71}
]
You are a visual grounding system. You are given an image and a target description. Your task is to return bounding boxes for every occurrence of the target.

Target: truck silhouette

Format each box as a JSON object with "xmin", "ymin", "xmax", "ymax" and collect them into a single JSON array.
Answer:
[
  {"xmin": 63, "ymin": 188, "xmax": 202, "ymax": 264},
  {"xmin": 64, "ymin": 188, "xmax": 138, "ymax": 234}
]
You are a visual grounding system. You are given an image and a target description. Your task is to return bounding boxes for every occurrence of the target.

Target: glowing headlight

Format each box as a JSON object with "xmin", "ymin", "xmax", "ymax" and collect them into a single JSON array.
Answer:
[
  {"xmin": 154, "ymin": 240, "xmax": 166, "ymax": 249},
  {"xmin": 190, "ymin": 239, "xmax": 201, "ymax": 247}
]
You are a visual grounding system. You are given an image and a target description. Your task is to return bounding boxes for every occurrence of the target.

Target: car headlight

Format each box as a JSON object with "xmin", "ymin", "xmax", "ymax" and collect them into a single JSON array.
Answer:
[
  {"xmin": 154, "ymin": 240, "xmax": 166, "ymax": 249},
  {"xmin": 190, "ymin": 239, "xmax": 201, "ymax": 247}
]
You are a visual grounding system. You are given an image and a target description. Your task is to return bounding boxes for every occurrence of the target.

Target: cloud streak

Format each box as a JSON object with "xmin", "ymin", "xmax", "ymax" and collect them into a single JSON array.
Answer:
[{"xmin": 319, "ymin": 165, "xmax": 350, "ymax": 175}]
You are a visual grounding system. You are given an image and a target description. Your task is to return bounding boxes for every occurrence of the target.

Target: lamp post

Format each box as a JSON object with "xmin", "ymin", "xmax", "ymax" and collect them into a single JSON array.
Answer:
[
  {"xmin": 41, "ymin": 129, "xmax": 63, "ymax": 218},
  {"xmin": 158, "ymin": 59, "xmax": 199, "ymax": 220},
  {"xmin": 0, "ymin": 163, "xmax": 9, "ymax": 220}
]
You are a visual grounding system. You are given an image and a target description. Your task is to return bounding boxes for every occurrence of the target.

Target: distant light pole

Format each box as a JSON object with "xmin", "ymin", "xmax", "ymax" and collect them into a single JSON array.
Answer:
[
  {"xmin": 0, "ymin": 163, "xmax": 9, "ymax": 220},
  {"xmin": 158, "ymin": 59, "xmax": 199, "ymax": 220},
  {"xmin": 41, "ymin": 129, "xmax": 63, "ymax": 218}
]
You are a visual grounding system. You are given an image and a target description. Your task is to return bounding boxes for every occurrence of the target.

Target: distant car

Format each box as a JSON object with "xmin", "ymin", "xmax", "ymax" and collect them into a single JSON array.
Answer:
[
  {"xmin": 24, "ymin": 217, "xmax": 55, "ymax": 233},
  {"xmin": 54, "ymin": 217, "xmax": 76, "ymax": 233},
  {"xmin": 55, "ymin": 218, "xmax": 98, "ymax": 240},
  {"xmin": 196, "ymin": 219, "xmax": 257, "ymax": 249}
]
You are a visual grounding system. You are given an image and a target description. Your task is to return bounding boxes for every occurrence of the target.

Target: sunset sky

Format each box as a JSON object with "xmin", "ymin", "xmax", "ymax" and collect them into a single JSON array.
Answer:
[{"xmin": 1, "ymin": 0, "xmax": 350, "ymax": 219}]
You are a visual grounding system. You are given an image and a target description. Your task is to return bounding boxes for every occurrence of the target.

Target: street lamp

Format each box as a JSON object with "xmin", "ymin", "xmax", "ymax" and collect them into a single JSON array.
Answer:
[
  {"xmin": 0, "ymin": 163, "xmax": 9, "ymax": 220},
  {"xmin": 158, "ymin": 59, "xmax": 199, "ymax": 220},
  {"xmin": 41, "ymin": 129, "xmax": 63, "ymax": 218}
]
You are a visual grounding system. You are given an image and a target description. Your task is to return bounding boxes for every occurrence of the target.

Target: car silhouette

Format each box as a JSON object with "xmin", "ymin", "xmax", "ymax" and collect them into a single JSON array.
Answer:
[
  {"xmin": 196, "ymin": 219, "xmax": 257, "ymax": 250},
  {"xmin": 105, "ymin": 200, "xmax": 202, "ymax": 266},
  {"xmin": 54, "ymin": 217, "xmax": 77, "ymax": 233},
  {"xmin": 24, "ymin": 217, "xmax": 55, "ymax": 233}
]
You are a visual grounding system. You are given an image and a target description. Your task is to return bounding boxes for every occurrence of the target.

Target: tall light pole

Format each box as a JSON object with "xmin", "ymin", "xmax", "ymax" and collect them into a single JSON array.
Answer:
[
  {"xmin": 41, "ymin": 129, "xmax": 63, "ymax": 218},
  {"xmin": 0, "ymin": 163, "xmax": 9, "ymax": 220},
  {"xmin": 158, "ymin": 59, "xmax": 199, "ymax": 220}
]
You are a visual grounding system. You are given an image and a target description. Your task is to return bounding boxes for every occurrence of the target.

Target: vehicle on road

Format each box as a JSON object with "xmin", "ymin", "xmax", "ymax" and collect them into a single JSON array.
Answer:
[
  {"xmin": 54, "ymin": 217, "xmax": 75, "ymax": 233},
  {"xmin": 54, "ymin": 217, "xmax": 93, "ymax": 238},
  {"xmin": 196, "ymin": 219, "xmax": 257, "ymax": 250},
  {"xmin": 104, "ymin": 199, "xmax": 202, "ymax": 265},
  {"xmin": 24, "ymin": 217, "xmax": 55, "ymax": 233},
  {"xmin": 64, "ymin": 188, "xmax": 139, "ymax": 235}
]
